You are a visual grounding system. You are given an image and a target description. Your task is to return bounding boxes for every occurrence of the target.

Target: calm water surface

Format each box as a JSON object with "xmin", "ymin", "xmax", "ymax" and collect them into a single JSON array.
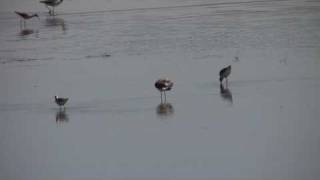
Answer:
[{"xmin": 0, "ymin": 0, "xmax": 320, "ymax": 179}]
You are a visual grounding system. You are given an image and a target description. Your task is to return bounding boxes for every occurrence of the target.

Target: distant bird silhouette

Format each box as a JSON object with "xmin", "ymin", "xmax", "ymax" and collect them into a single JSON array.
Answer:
[
  {"xmin": 233, "ymin": 56, "xmax": 239, "ymax": 62},
  {"xmin": 219, "ymin": 65, "xmax": 231, "ymax": 85},
  {"xmin": 54, "ymin": 96, "xmax": 68, "ymax": 108},
  {"xmin": 155, "ymin": 79, "xmax": 173, "ymax": 103},
  {"xmin": 14, "ymin": 11, "xmax": 39, "ymax": 28},
  {"xmin": 40, "ymin": 0, "xmax": 63, "ymax": 16}
]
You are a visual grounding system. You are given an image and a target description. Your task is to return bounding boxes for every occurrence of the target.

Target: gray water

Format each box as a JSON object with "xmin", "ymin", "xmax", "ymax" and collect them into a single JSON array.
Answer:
[{"xmin": 1, "ymin": 0, "xmax": 320, "ymax": 179}]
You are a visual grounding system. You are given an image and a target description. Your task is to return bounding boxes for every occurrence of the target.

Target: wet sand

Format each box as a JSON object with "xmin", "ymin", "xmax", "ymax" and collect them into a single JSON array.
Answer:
[{"xmin": 0, "ymin": 0, "xmax": 320, "ymax": 179}]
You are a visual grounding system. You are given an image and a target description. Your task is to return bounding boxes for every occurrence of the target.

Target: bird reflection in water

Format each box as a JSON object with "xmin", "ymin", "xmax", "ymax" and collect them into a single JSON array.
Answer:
[
  {"xmin": 19, "ymin": 29, "xmax": 34, "ymax": 36},
  {"xmin": 156, "ymin": 103, "xmax": 174, "ymax": 118},
  {"xmin": 220, "ymin": 83, "xmax": 233, "ymax": 105},
  {"xmin": 45, "ymin": 17, "xmax": 67, "ymax": 32},
  {"xmin": 56, "ymin": 109, "xmax": 69, "ymax": 124},
  {"xmin": 18, "ymin": 28, "xmax": 39, "ymax": 39}
]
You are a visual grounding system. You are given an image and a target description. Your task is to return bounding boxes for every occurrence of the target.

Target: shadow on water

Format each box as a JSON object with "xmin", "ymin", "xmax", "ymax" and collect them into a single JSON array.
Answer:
[
  {"xmin": 56, "ymin": 109, "xmax": 69, "ymax": 124},
  {"xmin": 220, "ymin": 83, "xmax": 233, "ymax": 105},
  {"xmin": 45, "ymin": 17, "xmax": 67, "ymax": 33},
  {"xmin": 156, "ymin": 103, "xmax": 174, "ymax": 119}
]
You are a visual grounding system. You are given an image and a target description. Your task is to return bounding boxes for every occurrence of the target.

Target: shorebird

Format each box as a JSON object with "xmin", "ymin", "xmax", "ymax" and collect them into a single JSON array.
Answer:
[
  {"xmin": 155, "ymin": 79, "xmax": 173, "ymax": 103},
  {"xmin": 40, "ymin": 0, "xmax": 64, "ymax": 16},
  {"xmin": 219, "ymin": 65, "xmax": 231, "ymax": 85},
  {"xmin": 54, "ymin": 96, "xmax": 68, "ymax": 108},
  {"xmin": 14, "ymin": 11, "xmax": 39, "ymax": 28}
]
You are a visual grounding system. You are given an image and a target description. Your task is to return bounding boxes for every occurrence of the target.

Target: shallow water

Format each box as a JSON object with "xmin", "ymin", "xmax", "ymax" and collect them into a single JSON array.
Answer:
[{"xmin": 1, "ymin": 0, "xmax": 320, "ymax": 179}]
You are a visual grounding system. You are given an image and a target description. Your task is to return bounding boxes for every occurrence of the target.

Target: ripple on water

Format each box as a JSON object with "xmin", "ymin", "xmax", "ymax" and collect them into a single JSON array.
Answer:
[{"xmin": 0, "ymin": 57, "xmax": 54, "ymax": 64}]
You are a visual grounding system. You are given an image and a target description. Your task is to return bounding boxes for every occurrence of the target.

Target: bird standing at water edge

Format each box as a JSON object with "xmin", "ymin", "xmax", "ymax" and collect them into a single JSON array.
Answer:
[
  {"xmin": 40, "ymin": 0, "xmax": 64, "ymax": 16},
  {"xmin": 219, "ymin": 65, "xmax": 231, "ymax": 85},
  {"xmin": 155, "ymin": 79, "xmax": 173, "ymax": 103},
  {"xmin": 54, "ymin": 96, "xmax": 68, "ymax": 108},
  {"xmin": 14, "ymin": 11, "xmax": 39, "ymax": 28}
]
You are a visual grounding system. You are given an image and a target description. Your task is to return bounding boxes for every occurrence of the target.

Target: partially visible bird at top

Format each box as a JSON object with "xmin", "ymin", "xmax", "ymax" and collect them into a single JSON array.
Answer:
[
  {"xmin": 54, "ymin": 96, "xmax": 68, "ymax": 108},
  {"xmin": 14, "ymin": 11, "xmax": 39, "ymax": 28},
  {"xmin": 219, "ymin": 65, "xmax": 231, "ymax": 85},
  {"xmin": 155, "ymin": 78, "xmax": 173, "ymax": 103},
  {"xmin": 40, "ymin": 0, "xmax": 64, "ymax": 16}
]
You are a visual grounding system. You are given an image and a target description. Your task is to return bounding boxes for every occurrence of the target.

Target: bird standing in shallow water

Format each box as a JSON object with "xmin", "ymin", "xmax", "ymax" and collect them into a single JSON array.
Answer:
[
  {"xmin": 54, "ymin": 96, "xmax": 68, "ymax": 108},
  {"xmin": 219, "ymin": 65, "xmax": 231, "ymax": 86},
  {"xmin": 155, "ymin": 79, "xmax": 173, "ymax": 103},
  {"xmin": 40, "ymin": 0, "xmax": 63, "ymax": 16},
  {"xmin": 14, "ymin": 11, "xmax": 39, "ymax": 28}
]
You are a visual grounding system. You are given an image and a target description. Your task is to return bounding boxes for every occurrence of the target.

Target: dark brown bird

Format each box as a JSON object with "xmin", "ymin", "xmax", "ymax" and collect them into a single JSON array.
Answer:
[
  {"xmin": 54, "ymin": 96, "xmax": 68, "ymax": 108},
  {"xmin": 155, "ymin": 79, "xmax": 173, "ymax": 103},
  {"xmin": 219, "ymin": 65, "xmax": 231, "ymax": 84},
  {"xmin": 15, "ymin": 11, "xmax": 39, "ymax": 28}
]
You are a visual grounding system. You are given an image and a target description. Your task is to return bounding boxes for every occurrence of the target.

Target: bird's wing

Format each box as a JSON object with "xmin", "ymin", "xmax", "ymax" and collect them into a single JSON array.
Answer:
[
  {"xmin": 14, "ymin": 11, "xmax": 28, "ymax": 17},
  {"xmin": 14, "ymin": 11, "xmax": 22, "ymax": 15}
]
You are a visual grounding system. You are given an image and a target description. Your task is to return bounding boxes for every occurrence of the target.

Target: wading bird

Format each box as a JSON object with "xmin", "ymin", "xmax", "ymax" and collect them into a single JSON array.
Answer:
[
  {"xmin": 14, "ymin": 11, "xmax": 39, "ymax": 28},
  {"xmin": 54, "ymin": 96, "xmax": 68, "ymax": 108},
  {"xmin": 219, "ymin": 65, "xmax": 231, "ymax": 85},
  {"xmin": 40, "ymin": 0, "xmax": 63, "ymax": 16},
  {"xmin": 155, "ymin": 79, "xmax": 173, "ymax": 103}
]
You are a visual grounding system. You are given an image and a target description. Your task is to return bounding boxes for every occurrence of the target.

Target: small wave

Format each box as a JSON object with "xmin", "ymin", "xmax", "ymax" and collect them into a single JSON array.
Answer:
[
  {"xmin": 86, "ymin": 53, "xmax": 111, "ymax": 59},
  {"xmin": 0, "ymin": 57, "xmax": 53, "ymax": 64}
]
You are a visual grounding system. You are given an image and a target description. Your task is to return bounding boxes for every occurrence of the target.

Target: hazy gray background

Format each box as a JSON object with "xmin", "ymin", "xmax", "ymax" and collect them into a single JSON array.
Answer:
[{"xmin": 0, "ymin": 0, "xmax": 320, "ymax": 180}]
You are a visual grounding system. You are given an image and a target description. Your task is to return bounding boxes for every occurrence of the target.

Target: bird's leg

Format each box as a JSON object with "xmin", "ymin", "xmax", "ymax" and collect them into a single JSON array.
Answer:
[
  {"xmin": 164, "ymin": 91, "xmax": 167, "ymax": 103},
  {"xmin": 23, "ymin": 20, "xmax": 26, "ymax": 28},
  {"xmin": 226, "ymin": 78, "xmax": 228, "ymax": 88},
  {"xmin": 52, "ymin": 7, "xmax": 55, "ymax": 16},
  {"xmin": 19, "ymin": 19, "xmax": 22, "ymax": 29},
  {"xmin": 160, "ymin": 92, "xmax": 163, "ymax": 104},
  {"xmin": 46, "ymin": 5, "xmax": 51, "ymax": 15}
]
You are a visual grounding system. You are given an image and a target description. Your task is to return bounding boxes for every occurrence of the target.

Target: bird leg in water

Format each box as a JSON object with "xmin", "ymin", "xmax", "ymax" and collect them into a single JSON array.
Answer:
[
  {"xmin": 45, "ymin": 5, "xmax": 51, "ymax": 15},
  {"xmin": 19, "ymin": 19, "xmax": 22, "ymax": 29},
  {"xmin": 164, "ymin": 91, "xmax": 167, "ymax": 103},
  {"xmin": 52, "ymin": 7, "xmax": 55, "ymax": 16}
]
